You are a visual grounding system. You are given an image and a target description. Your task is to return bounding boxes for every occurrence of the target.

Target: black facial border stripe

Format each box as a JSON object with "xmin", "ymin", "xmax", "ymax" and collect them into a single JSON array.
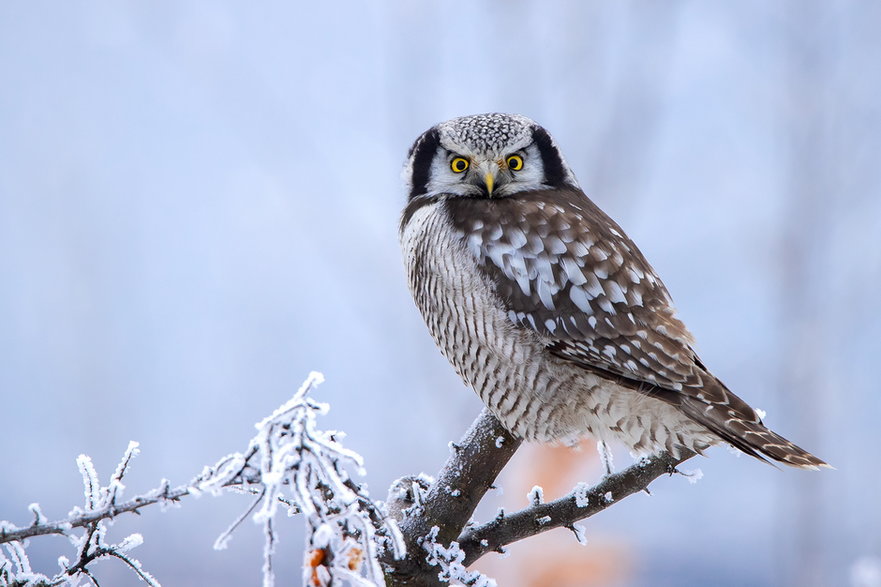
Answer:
[
  {"xmin": 531, "ymin": 126, "xmax": 566, "ymax": 187},
  {"xmin": 408, "ymin": 128, "xmax": 441, "ymax": 200}
]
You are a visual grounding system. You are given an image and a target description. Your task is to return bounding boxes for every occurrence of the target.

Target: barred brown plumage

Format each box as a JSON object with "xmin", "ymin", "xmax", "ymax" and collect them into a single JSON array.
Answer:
[{"xmin": 400, "ymin": 113, "xmax": 828, "ymax": 470}]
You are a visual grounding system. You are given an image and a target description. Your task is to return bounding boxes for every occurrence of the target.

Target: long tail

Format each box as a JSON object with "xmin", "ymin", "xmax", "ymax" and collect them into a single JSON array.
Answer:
[{"xmin": 677, "ymin": 377, "xmax": 830, "ymax": 470}]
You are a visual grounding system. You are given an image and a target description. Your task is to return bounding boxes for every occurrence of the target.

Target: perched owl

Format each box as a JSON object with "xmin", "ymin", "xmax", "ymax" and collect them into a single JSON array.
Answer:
[{"xmin": 400, "ymin": 113, "xmax": 827, "ymax": 470}]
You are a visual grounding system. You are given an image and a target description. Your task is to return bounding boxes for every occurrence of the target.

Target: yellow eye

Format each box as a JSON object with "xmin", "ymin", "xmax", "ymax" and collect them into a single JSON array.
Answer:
[
  {"xmin": 450, "ymin": 157, "xmax": 469, "ymax": 173},
  {"xmin": 506, "ymin": 154, "xmax": 524, "ymax": 171}
]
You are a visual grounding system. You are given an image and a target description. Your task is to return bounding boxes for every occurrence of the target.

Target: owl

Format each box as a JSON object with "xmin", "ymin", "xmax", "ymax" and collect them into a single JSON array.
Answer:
[{"xmin": 399, "ymin": 113, "xmax": 827, "ymax": 470}]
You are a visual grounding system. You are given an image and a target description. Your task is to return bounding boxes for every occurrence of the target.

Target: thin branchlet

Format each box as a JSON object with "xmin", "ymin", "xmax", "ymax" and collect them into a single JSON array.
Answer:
[
  {"xmin": 5, "ymin": 376, "xmax": 699, "ymax": 587},
  {"xmin": 1, "ymin": 372, "xmax": 403, "ymax": 587}
]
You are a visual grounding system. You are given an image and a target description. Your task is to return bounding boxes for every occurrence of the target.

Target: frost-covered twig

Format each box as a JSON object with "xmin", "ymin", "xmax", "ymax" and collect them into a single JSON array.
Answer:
[
  {"xmin": 456, "ymin": 449, "xmax": 696, "ymax": 564},
  {"xmin": 1, "ymin": 475, "xmax": 193, "ymax": 545},
  {"xmin": 1, "ymin": 441, "xmax": 159, "ymax": 587},
  {"xmin": 4, "ymin": 375, "xmax": 701, "ymax": 587},
  {"xmin": 421, "ymin": 527, "xmax": 496, "ymax": 587},
  {"xmin": 205, "ymin": 371, "xmax": 406, "ymax": 587},
  {"xmin": 2, "ymin": 372, "xmax": 403, "ymax": 587}
]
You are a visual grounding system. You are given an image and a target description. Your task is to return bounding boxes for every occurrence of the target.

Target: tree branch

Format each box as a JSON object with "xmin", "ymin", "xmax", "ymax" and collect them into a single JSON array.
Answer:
[
  {"xmin": 0, "ymin": 447, "xmax": 259, "ymax": 545},
  {"xmin": 458, "ymin": 448, "xmax": 696, "ymax": 565},
  {"xmin": 5, "ymin": 377, "xmax": 701, "ymax": 586},
  {"xmin": 381, "ymin": 405, "xmax": 697, "ymax": 585},
  {"xmin": 2, "ymin": 373, "xmax": 403, "ymax": 586},
  {"xmin": 381, "ymin": 409, "xmax": 520, "ymax": 585}
]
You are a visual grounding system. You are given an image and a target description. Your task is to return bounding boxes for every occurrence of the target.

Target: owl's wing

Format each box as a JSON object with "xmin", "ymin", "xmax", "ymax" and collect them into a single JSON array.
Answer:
[
  {"xmin": 451, "ymin": 188, "xmax": 704, "ymax": 391},
  {"xmin": 447, "ymin": 188, "xmax": 788, "ymax": 459}
]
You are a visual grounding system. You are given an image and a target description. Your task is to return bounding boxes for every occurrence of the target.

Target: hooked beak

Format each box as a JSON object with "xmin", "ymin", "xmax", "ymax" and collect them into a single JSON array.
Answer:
[{"xmin": 476, "ymin": 160, "xmax": 499, "ymax": 196}]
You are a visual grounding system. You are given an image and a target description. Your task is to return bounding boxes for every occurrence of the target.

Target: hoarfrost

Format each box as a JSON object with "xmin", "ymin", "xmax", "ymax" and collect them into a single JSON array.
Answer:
[
  {"xmin": 27, "ymin": 503, "xmax": 46, "ymax": 526},
  {"xmin": 573, "ymin": 482, "xmax": 590, "ymax": 508},
  {"xmin": 536, "ymin": 516, "xmax": 551, "ymax": 526},
  {"xmin": 76, "ymin": 454, "xmax": 100, "ymax": 510},
  {"xmin": 528, "ymin": 485, "xmax": 544, "ymax": 506},
  {"xmin": 571, "ymin": 523, "xmax": 588, "ymax": 546},
  {"xmin": 680, "ymin": 468, "xmax": 704, "ymax": 484},
  {"xmin": 495, "ymin": 436, "xmax": 505, "ymax": 448},
  {"xmin": 604, "ymin": 491, "xmax": 613, "ymax": 503},
  {"xmin": 0, "ymin": 442, "xmax": 158, "ymax": 586},
  {"xmin": 423, "ymin": 526, "xmax": 498, "ymax": 587},
  {"xmin": 597, "ymin": 440, "xmax": 614, "ymax": 475},
  {"xmin": 1, "ymin": 373, "xmax": 403, "ymax": 587},
  {"xmin": 117, "ymin": 533, "xmax": 145, "ymax": 552},
  {"xmin": 199, "ymin": 371, "xmax": 405, "ymax": 587},
  {"xmin": 386, "ymin": 473, "xmax": 433, "ymax": 514}
]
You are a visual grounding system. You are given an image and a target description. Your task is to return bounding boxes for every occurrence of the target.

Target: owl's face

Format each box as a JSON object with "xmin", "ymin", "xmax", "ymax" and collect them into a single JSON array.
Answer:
[{"xmin": 404, "ymin": 113, "xmax": 579, "ymax": 201}]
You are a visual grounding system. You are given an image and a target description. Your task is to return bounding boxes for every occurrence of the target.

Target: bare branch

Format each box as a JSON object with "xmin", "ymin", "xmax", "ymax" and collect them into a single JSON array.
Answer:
[
  {"xmin": 382, "ymin": 409, "xmax": 520, "ymax": 585},
  {"xmin": 382, "ymin": 407, "xmax": 697, "ymax": 585},
  {"xmin": 2, "ymin": 372, "xmax": 402, "ymax": 587},
  {"xmin": 458, "ymin": 449, "xmax": 696, "ymax": 564},
  {"xmin": 416, "ymin": 409, "xmax": 521, "ymax": 547},
  {"xmin": 1, "ymin": 483, "xmax": 191, "ymax": 545},
  {"xmin": 6, "ymin": 376, "xmax": 701, "ymax": 587}
]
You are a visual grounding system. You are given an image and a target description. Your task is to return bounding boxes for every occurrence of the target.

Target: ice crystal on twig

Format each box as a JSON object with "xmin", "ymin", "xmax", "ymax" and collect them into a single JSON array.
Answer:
[
  {"xmin": 196, "ymin": 371, "xmax": 405, "ymax": 586},
  {"xmin": 0, "ymin": 441, "xmax": 158, "ymax": 587},
  {"xmin": 573, "ymin": 482, "xmax": 590, "ymax": 508},
  {"xmin": 1, "ymin": 373, "xmax": 403, "ymax": 587},
  {"xmin": 678, "ymin": 468, "xmax": 704, "ymax": 485},
  {"xmin": 422, "ymin": 526, "xmax": 496, "ymax": 587},
  {"xmin": 527, "ymin": 486, "xmax": 544, "ymax": 506}
]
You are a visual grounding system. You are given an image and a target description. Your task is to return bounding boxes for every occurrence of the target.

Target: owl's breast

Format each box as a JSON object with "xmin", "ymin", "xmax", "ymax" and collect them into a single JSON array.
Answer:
[
  {"xmin": 400, "ymin": 200, "xmax": 588, "ymax": 440},
  {"xmin": 400, "ymin": 200, "xmax": 519, "ymax": 369}
]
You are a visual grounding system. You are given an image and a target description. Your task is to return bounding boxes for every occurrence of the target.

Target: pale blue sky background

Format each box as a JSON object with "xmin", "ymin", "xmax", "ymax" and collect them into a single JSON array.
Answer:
[{"xmin": 2, "ymin": 2, "xmax": 879, "ymax": 586}]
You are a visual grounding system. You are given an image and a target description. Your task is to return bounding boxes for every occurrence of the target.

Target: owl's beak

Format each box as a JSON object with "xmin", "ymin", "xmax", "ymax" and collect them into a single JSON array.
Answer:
[{"xmin": 476, "ymin": 160, "xmax": 499, "ymax": 196}]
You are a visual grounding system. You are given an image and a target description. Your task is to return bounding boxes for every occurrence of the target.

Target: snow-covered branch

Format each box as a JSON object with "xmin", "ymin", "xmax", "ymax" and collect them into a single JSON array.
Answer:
[
  {"xmin": 456, "ymin": 449, "xmax": 697, "ymax": 564},
  {"xmin": 422, "ymin": 526, "xmax": 496, "ymax": 587},
  {"xmin": 4, "ymin": 376, "xmax": 700, "ymax": 587},
  {"xmin": 1, "ymin": 454, "xmax": 210, "ymax": 546},
  {"xmin": 1, "ymin": 440, "xmax": 162, "ymax": 587},
  {"xmin": 380, "ymin": 409, "xmax": 520, "ymax": 586},
  {"xmin": 1, "ymin": 372, "xmax": 403, "ymax": 587},
  {"xmin": 380, "ymin": 409, "xmax": 696, "ymax": 586}
]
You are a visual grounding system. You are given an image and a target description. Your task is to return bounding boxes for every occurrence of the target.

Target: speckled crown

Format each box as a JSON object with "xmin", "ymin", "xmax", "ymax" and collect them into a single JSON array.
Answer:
[{"xmin": 436, "ymin": 113, "xmax": 536, "ymax": 154}]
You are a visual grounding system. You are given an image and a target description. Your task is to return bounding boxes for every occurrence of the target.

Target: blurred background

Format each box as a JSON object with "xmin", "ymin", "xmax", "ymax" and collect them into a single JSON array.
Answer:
[{"xmin": 2, "ymin": 1, "xmax": 879, "ymax": 585}]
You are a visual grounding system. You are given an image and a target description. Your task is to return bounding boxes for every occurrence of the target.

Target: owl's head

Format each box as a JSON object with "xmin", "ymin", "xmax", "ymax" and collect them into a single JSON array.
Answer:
[{"xmin": 403, "ymin": 113, "xmax": 579, "ymax": 201}]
